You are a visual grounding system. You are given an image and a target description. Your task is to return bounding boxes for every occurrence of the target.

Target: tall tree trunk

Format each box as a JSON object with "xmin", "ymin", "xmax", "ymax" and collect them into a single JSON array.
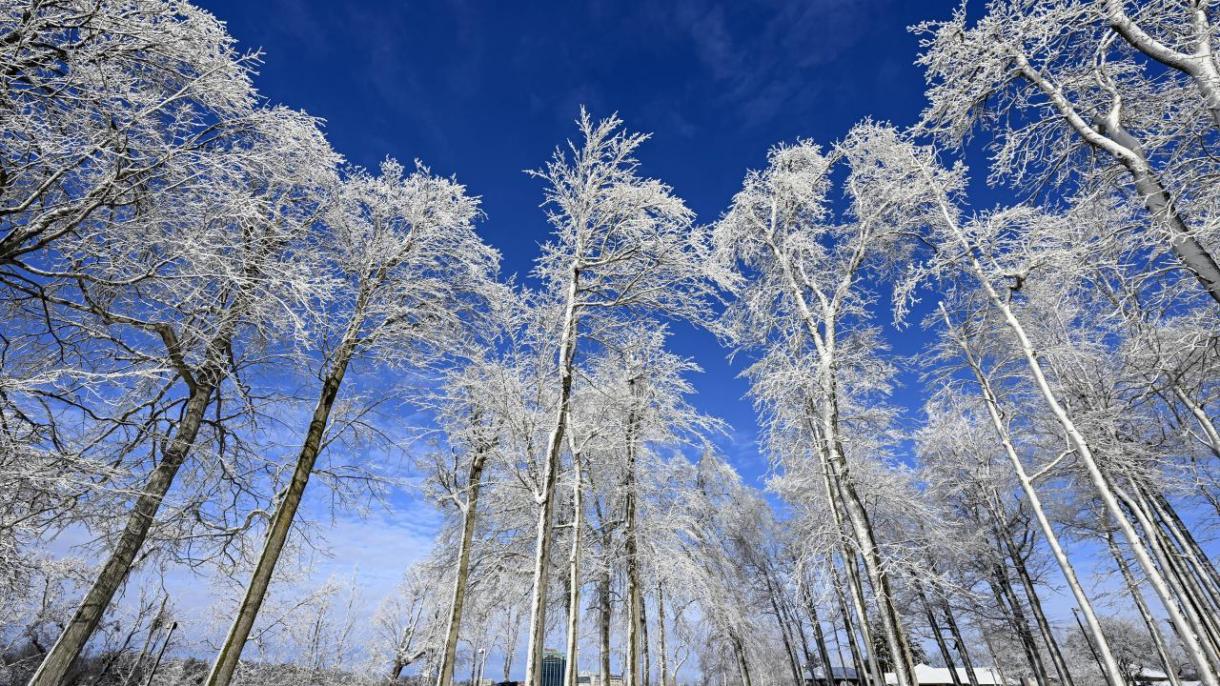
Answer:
[
  {"xmin": 1107, "ymin": 530, "xmax": 1182, "ymax": 686},
  {"xmin": 564, "ymin": 450, "xmax": 585, "ymax": 686},
  {"xmin": 1157, "ymin": 490, "xmax": 1220, "ymax": 593},
  {"xmin": 641, "ymin": 590, "xmax": 651, "ymax": 686},
  {"xmin": 625, "ymin": 373, "xmax": 644, "ymax": 686},
  {"xmin": 829, "ymin": 561, "xmax": 870, "ymax": 686},
  {"xmin": 980, "ymin": 632, "xmax": 1010, "ymax": 686},
  {"xmin": 802, "ymin": 581, "xmax": 836, "ymax": 685},
  {"xmin": 658, "ymin": 582, "xmax": 669, "ymax": 686},
  {"xmin": 987, "ymin": 567, "xmax": 1050, "ymax": 686},
  {"xmin": 1143, "ymin": 486, "xmax": 1220, "ymax": 614},
  {"xmin": 938, "ymin": 598, "xmax": 979, "ymax": 686},
  {"xmin": 526, "ymin": 265, "xmax": 581, "ymax": 686},
  {"xmin": 762, "ymin": 568, "xmax": 804, "ymax": 686},
  {"xmin": 732, "ymin": 635, "xmax": 753, "ymax": 686},
  {"xmin": 437, "ymin": 442, "xmax": 492, "ymax": 686},
  {"xmin": 769, "ymin": 218, "xmax": 913, "ymax": 686},
  {"xmin": 30, "ymin": 350, "xmax": 229, "ymax": 686},
  {"xmin": 1118, "ymin": 485, "xmax": 1220, "ymax": 663},
  {"xmin": 822, "ymin": 388, "xmax": 915, "ymax": 686},
  {"xmin": 915, "ymin": 581, "xmax": 962, "ymax": 686},
  {"xmin": 983, "ymin": 498, "xmax": 1074, "ymax": 686},
  {"xmin": 941, "ymin": 300, "xmax": 1143, "ymax": 686},
  {"xmin": 600, "ymin": 562, "xmax": 612, "ymax": 686},
  {"xmin": 808, "ymin": 410, "xmax": 882, "ymax": 686},
  {"xmin": 205, "ymin": 319, "xmax": 363, "ymax": 686}
]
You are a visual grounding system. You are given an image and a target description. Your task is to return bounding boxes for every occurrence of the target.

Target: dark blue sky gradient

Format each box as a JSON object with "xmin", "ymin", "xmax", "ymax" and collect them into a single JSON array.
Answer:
[{"xmin": 195, "ymin": 0, "xmax": 960, "ymax": 482}]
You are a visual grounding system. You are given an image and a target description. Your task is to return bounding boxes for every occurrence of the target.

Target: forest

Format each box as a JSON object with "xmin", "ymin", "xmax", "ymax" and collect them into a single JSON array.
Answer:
[{"xmin": 3, "ymin": 1, "xmax": 1220, "ymax": 686}]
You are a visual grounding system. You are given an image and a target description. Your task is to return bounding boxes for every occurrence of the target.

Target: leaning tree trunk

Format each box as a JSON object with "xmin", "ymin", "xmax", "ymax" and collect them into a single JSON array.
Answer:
[
  {"xmin": 938, "ymin": 597, "xmax": 979, "ymax": 686},
  {"xmin": 1012, "ymin": 50, "xmax": 1220, "ymax": 305},
  {"xmin": 936, "ymin": 251, "xmax": 1166, "ymax": 683},
  {"xmin": 525, "ymin": 264, "xmax": 581, "ymax": 686},
  {"xmin": 778, "ymin": 234, "xmax": 914, "ymax": 686},
  {"xmin": 817, "ymin": 360, "xmax": 915, "ymax": 686},
  {"xmin": 732, "ymin": 634, "xmax": 753, "ymax": 686},
  {"xmin": 983, "ymin": 495, "xmax": 1075, "ymax": 686},
  {"xmin": 205, "ymin": 318, "xmax": 362, "ymax": 686},
  {"xmin": 30, "ymin": 344, "xmax": 230, "ymax": 686},
  {"xmin": 915, "ymin": 581, "xmax": 963, "ymax": 686},
  {"xmin": 808, "ymin": 406, "xmax": 883, "ymax": 686},
  {"xmin": 1107, "ymin": 530, "xmax": 1183, "ymax": 686},
  {"xmin": 436, "ymin": 440, "xmax": 492, "ymax": 686},
  {"xmin": 1104, "ymin": 0, "xmax": 1220, "ymax": 131},
  {"xmin": 968, "ymin": 275, "xmax": 1220, "ymax": 685},
  {"xmin": 987, "ymin": 564, "xmax": 1050, "ymax": 686}
]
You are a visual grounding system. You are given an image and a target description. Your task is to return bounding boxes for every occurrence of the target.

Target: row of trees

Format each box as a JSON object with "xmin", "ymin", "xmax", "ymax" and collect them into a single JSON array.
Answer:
[{"xmin": 3, "ymin": 1, "xmax": 1220, "ymax": 686}]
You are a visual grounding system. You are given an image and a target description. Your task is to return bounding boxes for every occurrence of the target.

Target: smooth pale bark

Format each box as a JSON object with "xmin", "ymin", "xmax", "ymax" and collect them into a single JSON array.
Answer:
[
  {"xmin": 783, "ymin": 586, "xmax": 817, "ymax": 683},
  {"xmin": 1148, "ymin": 496, "xmax": 1220, "ymax": 639},
  {"xmin": 807, "ymin": 405, "xmax": 883, "ymax": 686},
  {"xmin": 760, "ymin": 567, "xmax": 804, "ymax": 686},
  {"xmin": 766, "ymin": 213, "xmax": 914, "ymax": 686},
  {"xmin": 1104, "ymin": 0, "xmax": 1220, "ymax": 130},
  {"xmin": 30, "ymin": 336, "xmax": 231, "ymax": 686},
  {"xmin": 825, "ymin": 402, "xmax": 914, "ymax": 686},
  {"xmin": 1118, "ymin": 485, "xmax": 1220, "ymax": 663},
  {"xmin": 1010, "ymin": 50, "xmax": 1220, "ymax": 305},
  {"xmin": 1143, "ymin": 486, "xmax": 1220, "ymax": 614},
  {"xmin": 1107, "ymin": 530, "xmax": 1182, "ymax": 686},
  {"xmin": 142, "ymin": 621, "xmax": 176, "ymax": 686},
  {"xmin": 205, "ymin": 316, "xmax": 362, "ymax": 686},
  {"xmin": 924, "ymin": 174, "xmax": 1220, "ymax": 684},
  {"xmin": 436, "ymin": 438, "xmax": 493, "ymax": 686},
  {"xmin": 1173, "ymin": 384, "xmax": 1220, "ymax": 459},
  {"xmin": 980, "ymin": 633, "xmax": 1010, "ymax": 686},
  {"xmin": 563, "ymin": 444, "xmax": 584, "ymax": 686},
  {"xmin": 525, "ymin": 264, "xmax": 581, "ymax": 686},
  {"xmin": 503, "ymin": 606, "xmax": 523, "ymax": 682},
  {"xmin": 945, "ymin": 303, "xmax": 1115, "ymax": 685}
]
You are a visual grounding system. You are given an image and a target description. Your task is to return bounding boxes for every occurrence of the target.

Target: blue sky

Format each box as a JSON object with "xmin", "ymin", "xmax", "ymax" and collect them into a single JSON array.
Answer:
[
  {"xmin": 164, "ymin": 0, "xmax": 1145, "ymax": 672},
  {"xmin": 194, "ymin": 0, "xmax": 946, "ymax": 479}
]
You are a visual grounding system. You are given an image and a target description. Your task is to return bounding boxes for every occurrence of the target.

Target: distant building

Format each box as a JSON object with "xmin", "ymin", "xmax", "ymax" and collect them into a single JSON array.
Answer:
[
  {"xmin": 807, "ymin": 666, "xmax": 861, "ymax": 686},
  {"xmin": 883, "ymin": 664, "xmax": 1004, "ymax": 686},
  {"xmin": 542, "ymin": 650, "xmax": 566, "ymax": 686},
  {"xmin": 577, "ymin": 671, "xmax": 622, "ymax": 686}
]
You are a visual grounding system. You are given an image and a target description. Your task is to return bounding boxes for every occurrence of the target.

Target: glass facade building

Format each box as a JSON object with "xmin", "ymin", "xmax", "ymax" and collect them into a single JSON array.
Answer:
[{"xmin": 541, "ymin": 650, "xmax": 565, "ymax": 686}]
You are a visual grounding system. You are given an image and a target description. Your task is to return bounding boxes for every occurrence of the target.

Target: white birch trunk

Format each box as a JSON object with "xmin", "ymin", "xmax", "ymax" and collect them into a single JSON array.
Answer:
[
  {"xmin": 525, "ymin": 265, "xmax": 581, "ymax": 686},
  {"xmin": 926, "ymin": 178, "xmax": 1220, "ymax": 683}
]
